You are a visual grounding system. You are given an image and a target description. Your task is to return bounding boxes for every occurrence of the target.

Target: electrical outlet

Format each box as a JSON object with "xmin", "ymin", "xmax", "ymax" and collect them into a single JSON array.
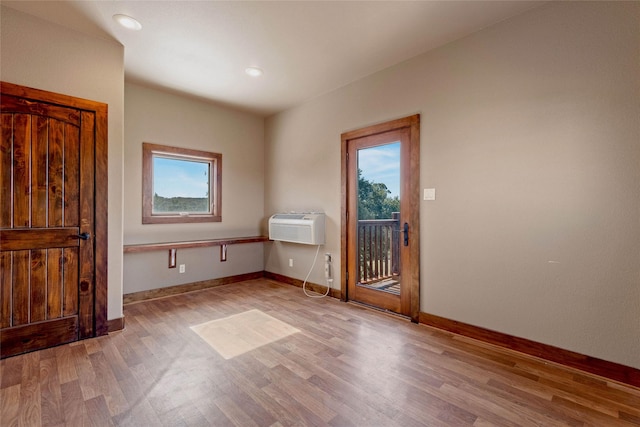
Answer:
[
  {"xmin": 324, "ymin": 253, "xmax": 332, "ymax": 279},
  {"xmin": 179, "ymin": 264, "xmax": 185, "ymax": 273},
  {"xmin": 325, "ymin": 262, "xmax": 331, "ymax": 279},
  {"xmin": 289, "ymin": 258, "xmax": 293, "ymax": 267}
]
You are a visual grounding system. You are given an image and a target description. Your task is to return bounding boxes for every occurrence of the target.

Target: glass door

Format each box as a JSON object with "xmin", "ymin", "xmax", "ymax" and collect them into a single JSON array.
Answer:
[
  {"xmin": 357, "ymin": 142, "xmax": 402, "ymax": 296},
  {"xmin": 347, "ymin": 128, "xmax": 411, "ymax": 315}
]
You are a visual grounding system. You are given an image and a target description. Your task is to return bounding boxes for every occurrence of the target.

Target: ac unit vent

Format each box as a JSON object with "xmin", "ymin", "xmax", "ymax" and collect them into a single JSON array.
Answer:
[{"xmin": 268, "ymin": 213, "xmax": 325, "ymax": 245}]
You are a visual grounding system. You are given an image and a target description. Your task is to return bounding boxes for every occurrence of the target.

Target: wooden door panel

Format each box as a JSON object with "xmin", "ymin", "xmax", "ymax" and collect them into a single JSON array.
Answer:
[
  {"xmin": 64, "ymin": 123, "xmax": 80, "ymax": 227},
  {"xmin": 11, "ymin": 250, "xmax": 30, "ymax": 326},
  {"xmin": 47, "ymin": 248, "xmax": 64, "ymax": 319},
  {"xmin": 12, "ymin": 114, "xmax": 31, "ymax": 228},
  {"xmin": 1, "ymin": 81, "xmax": 107, "ymax": 358},
  {"xmin": 62, "ymin": 247, "xmax": 79, "ymax": 318},
  {"xmin": 1, "ymin": 94, "xmax": 81, "ymax": 126},
  {"xmin": 0, "ymin": 317, "xmax": 78, "ymax": 358},
  {"xmin": 32, "ymin": 115, "xmax": 48, "ymax": 227},
  {"xmin": 0, "ymin": 115, "xmax": 11, "ymax": 227},
  {"xmin": 0, "ymin": 114, "xmax": 81, "ymax": 231},
  {"xmin": 0, "ymin": 112, "xmax": 82, "ymax": 332},
  {"xmin": 30, "ymin": 249, "xmax": 47, "ymax": 323},
  {"xmin": 2, "ymin": 92, "xmax": 88, "ymax": 356},
  {"xmin": 0, "ymin": 252, "xmax": 10, "ymax": 328},
  {"xmin": 49, "ymin": 119, "xmax": 67, "ymax": 226},
  {"xmin": 0, "ymin": 228, "xmax": 82, "ymax": 250},
  {"xmin": 0, "ymin": 247, "xmax": 79, "ymax": 328}
]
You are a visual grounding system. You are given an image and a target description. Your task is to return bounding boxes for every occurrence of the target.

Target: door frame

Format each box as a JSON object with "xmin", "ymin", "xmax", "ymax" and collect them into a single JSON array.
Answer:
[
  {"xmin": 340, "ymin": 114, "xmax": 420, "ymax": 322},
  {"xmin": 1, "ymin": 81, "xmax": 109, "ymax": 338}
]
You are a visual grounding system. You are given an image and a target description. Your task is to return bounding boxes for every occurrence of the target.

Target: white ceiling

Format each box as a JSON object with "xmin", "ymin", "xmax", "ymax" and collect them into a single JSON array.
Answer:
[{"xmin": 3, "ymin": 1, "xmax": 544, "ymax": 116}]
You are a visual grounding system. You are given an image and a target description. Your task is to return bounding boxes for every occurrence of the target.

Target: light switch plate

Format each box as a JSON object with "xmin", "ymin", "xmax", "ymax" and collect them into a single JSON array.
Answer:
[{"xmin": 423, "ymin": 188, "xmax": 436, "ymax": 201}]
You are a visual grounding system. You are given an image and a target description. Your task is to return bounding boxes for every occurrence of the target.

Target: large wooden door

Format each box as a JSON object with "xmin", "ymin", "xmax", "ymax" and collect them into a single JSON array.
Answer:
[
  {"xmin": 0, "ymin": 82, "xmax": 108, "ymax": 358},
  {"xmin": 341, "ymin": 115, "xmax": 420, "ymax": 322}
]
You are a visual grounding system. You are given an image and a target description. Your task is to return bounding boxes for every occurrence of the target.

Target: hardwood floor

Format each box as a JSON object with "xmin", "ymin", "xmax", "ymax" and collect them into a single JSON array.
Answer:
[{"xmin": 2, "ymin": 278, "xmax": 639, "ymax": 426}]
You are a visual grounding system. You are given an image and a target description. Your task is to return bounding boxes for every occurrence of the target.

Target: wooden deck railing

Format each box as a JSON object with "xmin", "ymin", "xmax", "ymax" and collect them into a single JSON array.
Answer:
[{"xmin": 357, "ymin": 213, "xmax": 400, "ymax": 284}]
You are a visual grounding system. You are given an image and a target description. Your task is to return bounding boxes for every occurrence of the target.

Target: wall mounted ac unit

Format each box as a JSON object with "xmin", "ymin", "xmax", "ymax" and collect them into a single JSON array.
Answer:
[{"xmin": 269, "ymin": 213, "xmax": 325, "ymax": 245}]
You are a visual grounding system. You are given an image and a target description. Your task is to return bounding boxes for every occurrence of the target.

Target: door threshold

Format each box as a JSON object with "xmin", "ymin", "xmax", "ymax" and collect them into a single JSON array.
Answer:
[{"xmin": 345, "ymin": 300, "xmax": 411, "ymax": 321}]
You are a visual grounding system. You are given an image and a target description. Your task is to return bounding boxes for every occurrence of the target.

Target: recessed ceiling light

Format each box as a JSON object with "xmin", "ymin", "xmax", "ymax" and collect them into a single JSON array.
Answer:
[
  {"xmin": 245, "ymin": 67, "xmax": 264, "ymax": 77},
  {"xmin": 113, "ymin": 14, "xmax": 142, "ymax": 31}
]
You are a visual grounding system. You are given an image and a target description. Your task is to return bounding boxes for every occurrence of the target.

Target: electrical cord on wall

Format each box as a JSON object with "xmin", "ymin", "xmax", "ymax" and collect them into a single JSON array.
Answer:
[{"xmin": 303, "ymin": 245, "xmax": 331, "ymax": 298}]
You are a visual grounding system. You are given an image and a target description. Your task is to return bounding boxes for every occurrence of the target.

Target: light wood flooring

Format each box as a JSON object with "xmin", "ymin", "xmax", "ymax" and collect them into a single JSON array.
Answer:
[{"xmin": 1, "ymin": 278, "xmax": 639, "ymax": 426}]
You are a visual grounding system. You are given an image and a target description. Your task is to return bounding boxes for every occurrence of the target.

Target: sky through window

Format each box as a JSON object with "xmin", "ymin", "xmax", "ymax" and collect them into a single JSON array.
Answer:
[
  {"xmin": 358, "ymin": 142, "xmax": 400, "ymax": 197},
  {"xmin": 153, "ymin": 157, "xmax": 210, "ymax": 198}
]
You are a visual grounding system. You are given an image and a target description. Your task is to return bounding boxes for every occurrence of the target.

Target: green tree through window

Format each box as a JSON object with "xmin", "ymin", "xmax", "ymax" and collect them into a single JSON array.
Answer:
[{"xmin": 357, "ymin": 169, "xmax": 400, "ymax": 220}]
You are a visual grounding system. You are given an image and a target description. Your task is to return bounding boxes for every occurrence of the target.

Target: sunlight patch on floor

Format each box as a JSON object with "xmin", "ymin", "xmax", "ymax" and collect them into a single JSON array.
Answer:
[{"xmin": 190, "ymin": 309, "xmax": 300, "ymax": 359}]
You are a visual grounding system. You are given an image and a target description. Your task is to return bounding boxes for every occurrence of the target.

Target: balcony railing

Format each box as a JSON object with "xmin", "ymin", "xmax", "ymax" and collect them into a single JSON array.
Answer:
[{"xmin": 357, "ymin": 212, "xmax": 400, "ymax": 284}]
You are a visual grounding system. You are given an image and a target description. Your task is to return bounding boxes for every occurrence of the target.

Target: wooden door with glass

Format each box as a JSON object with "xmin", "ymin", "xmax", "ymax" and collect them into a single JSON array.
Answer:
[{"xmin": 341, "ymin": 115, "xmax": 420, "ymax": 321}]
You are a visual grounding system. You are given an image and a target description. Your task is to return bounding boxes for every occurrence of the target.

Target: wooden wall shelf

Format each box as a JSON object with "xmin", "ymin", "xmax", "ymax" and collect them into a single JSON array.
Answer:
[
  {"xmin": 123, "ymin": 236, "xmax": 268, "ymax": 253},
  {"xmin": 123, "ymin": 236, "xmax": 269, "ymax": 264}
]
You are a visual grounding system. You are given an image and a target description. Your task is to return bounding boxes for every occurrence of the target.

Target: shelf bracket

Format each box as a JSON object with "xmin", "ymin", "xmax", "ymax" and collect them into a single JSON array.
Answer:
[{"xmin": 168, "ymin": 248, "xmax": 177, "ymax": 268}]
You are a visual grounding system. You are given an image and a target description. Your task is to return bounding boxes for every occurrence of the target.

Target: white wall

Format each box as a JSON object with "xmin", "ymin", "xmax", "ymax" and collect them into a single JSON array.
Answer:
[
  {"xmin": 123, "ymin": 83, "xmax": 265, "ymax": 293},
  {"xmin": 265, "ymin": 1, "xmax": 640, "ymax": 369},
  {"xmin": 1, "ymin": 6, "xmax": 125, "ymax": 321}
]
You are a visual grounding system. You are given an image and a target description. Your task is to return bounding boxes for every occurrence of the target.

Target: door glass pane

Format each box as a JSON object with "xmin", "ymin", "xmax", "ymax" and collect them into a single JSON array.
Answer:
[{"xmin": 356, "ymin": 142, "xmax": 401, "ymax": 295}]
